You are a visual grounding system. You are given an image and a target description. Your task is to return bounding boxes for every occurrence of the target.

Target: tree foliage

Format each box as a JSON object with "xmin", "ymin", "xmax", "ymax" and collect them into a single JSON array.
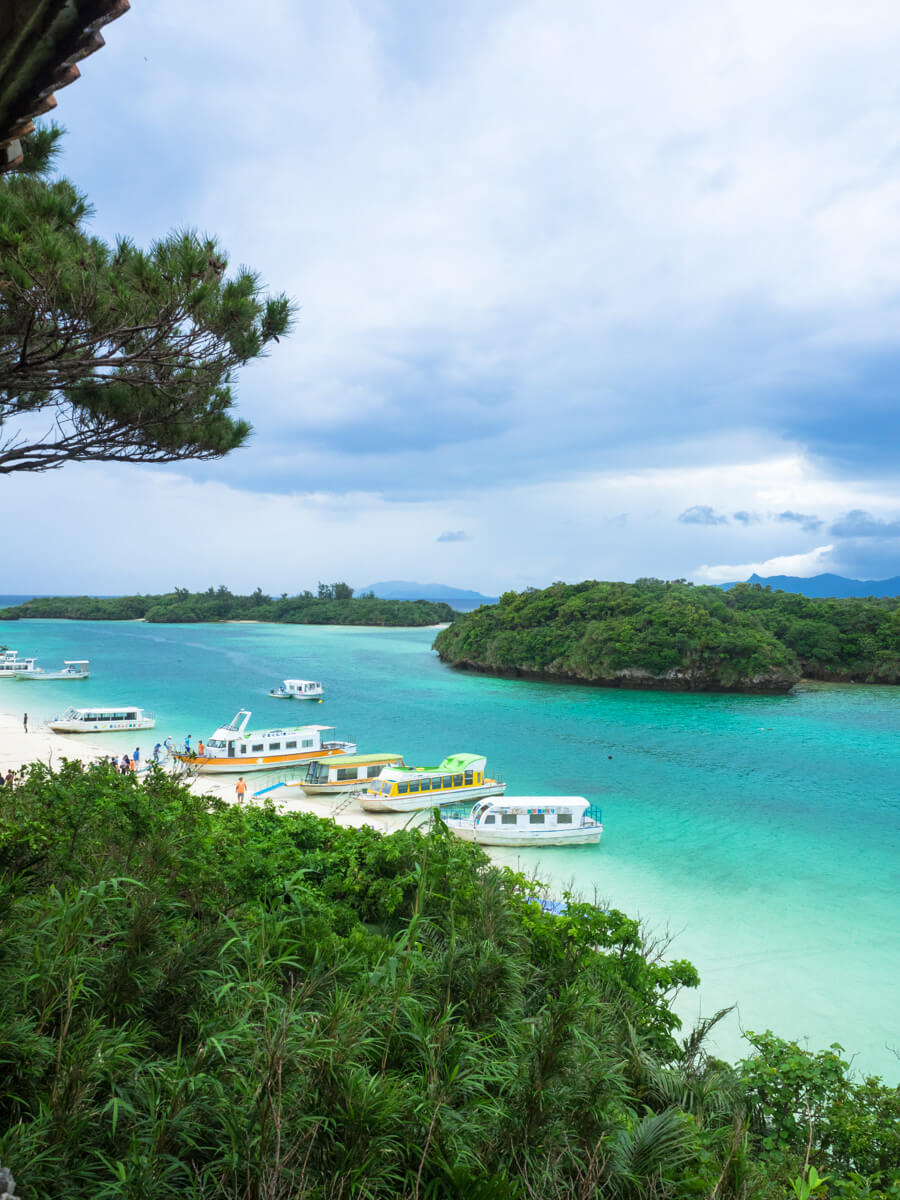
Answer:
[
  {"xmin": 0, "ymin": 585, "xmax": 455, "ymax": 627},
  {"xmin": 433, "ymin": 580, "xmax": 900, "ymax": 691},
  {"xmin": 0, "ymin": 126, "xmax": 293, "ymax": 473},
  {"xmin": 0, "ymin": 763, "xmax": 896, "ymax": 1198}
]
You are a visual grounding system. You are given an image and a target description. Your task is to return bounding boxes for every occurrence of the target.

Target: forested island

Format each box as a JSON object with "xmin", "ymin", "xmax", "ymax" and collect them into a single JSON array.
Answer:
[
  {"xmin": 1, "ymin": 761, "xmax": 897, "ymax": 1199},
  {"xmin": 0, "ymin": 584, "xmax": 455, "ymax": 627},
  {"xmin": 433, "ymin": 579, "xmax": 900, "ymax": 691}
]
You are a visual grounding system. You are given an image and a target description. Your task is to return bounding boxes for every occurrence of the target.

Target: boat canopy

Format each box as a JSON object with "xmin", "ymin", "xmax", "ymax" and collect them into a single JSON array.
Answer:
[
  {"xmin": 309, "ymin": 752, "xmax": 402, "ymax": 767},
  {"xmin": 477, "ymin": 797, "xmax": 589, "ymax": 813}
]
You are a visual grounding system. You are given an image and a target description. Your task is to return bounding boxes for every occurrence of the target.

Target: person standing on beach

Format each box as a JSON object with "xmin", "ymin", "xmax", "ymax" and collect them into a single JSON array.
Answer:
[
  {"xmin": 153, "ymin": 742, "xmax": 162, "ymax": 763},
  {"xmin": 235, "ymin": 776, "xmax": 247, "ymax": 801},
  {"xmin": 22, "ymin": 712, "xmax": 27, "ymax": 733},
  {"xmin": 133, "ymin": 747, "xmax": 140, "ymax": 769}
]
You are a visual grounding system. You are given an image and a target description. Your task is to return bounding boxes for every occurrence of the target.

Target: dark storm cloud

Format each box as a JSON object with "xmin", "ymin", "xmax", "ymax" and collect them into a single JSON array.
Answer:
[{"xmin": 678, "ymin": 506, "xmax": 729, "ymax": 525}]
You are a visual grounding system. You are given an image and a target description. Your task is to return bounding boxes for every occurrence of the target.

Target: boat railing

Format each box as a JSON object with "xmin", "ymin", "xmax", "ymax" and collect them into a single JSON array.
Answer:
[{"xmin": 585, "ymin": 804, "xmax": 603, "ymax": 825}]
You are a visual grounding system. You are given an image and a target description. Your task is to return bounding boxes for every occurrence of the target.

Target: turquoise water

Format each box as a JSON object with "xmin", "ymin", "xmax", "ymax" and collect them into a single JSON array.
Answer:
[{"xmin": 2, "ymin": 617, "xmax": 898, "ymax": 1079}]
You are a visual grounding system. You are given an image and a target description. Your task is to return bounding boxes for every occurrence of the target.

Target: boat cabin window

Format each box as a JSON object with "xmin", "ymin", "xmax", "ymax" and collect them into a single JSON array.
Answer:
[
  {"xmin": 501, "ymin": 814, "xmax": 517, "ymax": 825},
  {"xmin": 442, "ymin": 775, "xmax": 452, "ymax": 788},
  {"xmin": 529, "ymin": 814, "xmax": 545, "ymax": 825},
  {"xmin": 286, "ymin": 741, "xmax": 297, "ymax": 749},
  {"xmin": 557, "ymin": 812, "xmax": 573, "ymax": 824},
  {"xmin": 252, "ymin": 743, "xmax": 264, "ymax": 752},
  {"xmin": 366, "ymin": 765, "xmax": 382, "ymax": 778},
  {"xmin": 269, "ymin": 742, "xmax": 281, "ymax": 751},
  {"xmin": 408, "ymin": 780, "xmax": 420, "ymax": 793},
  {"xmin": 240, "ymin": 744, "xmax": 247, "ymax": 753},
  {"xmin": 419, "ymin": 778, "xmax": 431, "ymax": 791},
  {"xmin": 397, "ymin": 783, "xmax": 409, "ymax": 794},
  {"xmin": 482, "ymin": 814, "xmax": 496, "ymax": 824},
  {"xmin": 464, "ymin": 771, "xmax": 474, "ymax": 784},
  {"xmin": 337, "ymin": 768, "xmax": 357, "ymax": 781},
  {"xmin": 302, "ymin": 739, "xmax": 314, "ymax": 749},
  {"xmin": 453, "ymin": 774, "xmax": 463, "ymax": 787}
]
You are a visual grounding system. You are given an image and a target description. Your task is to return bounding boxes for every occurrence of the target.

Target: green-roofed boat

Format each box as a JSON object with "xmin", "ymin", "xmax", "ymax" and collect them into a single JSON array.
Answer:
[
  {"xmin": 291, "ymin": 751, "xmax": 406, "ymax": 795},
  {"xmin": 357, "ymin": 753, "xmax": 506, "ymax": 813}
]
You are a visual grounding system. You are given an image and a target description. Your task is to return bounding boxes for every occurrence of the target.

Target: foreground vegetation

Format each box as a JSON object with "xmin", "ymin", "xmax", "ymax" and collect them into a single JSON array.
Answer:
[
  {"xmin": 0, "ymin": 764, "xmax": 897, "ymax": 1198},
  {"xmin": 0, "ymin": 584, "xmax": 454, "ymax": 627},
  {"xmin": 434, "ymin": 580, "xmax": 900, "ymax": 691}
]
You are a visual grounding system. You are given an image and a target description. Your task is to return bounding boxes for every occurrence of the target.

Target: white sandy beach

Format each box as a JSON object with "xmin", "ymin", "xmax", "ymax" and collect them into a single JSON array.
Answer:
[{"xmin": 0, "ymin": 706, "xmax": 418, "ymax": 836}]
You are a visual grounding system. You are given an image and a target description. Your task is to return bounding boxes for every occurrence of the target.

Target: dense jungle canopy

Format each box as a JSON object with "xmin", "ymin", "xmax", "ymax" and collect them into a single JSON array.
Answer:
[{"xmin": 433, "ymin": 579, "xmax": 900, "ymax": 691}]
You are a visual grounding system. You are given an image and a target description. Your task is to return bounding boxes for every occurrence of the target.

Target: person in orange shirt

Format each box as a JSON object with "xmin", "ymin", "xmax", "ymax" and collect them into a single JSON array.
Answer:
[
  {"xmin": 198, "ymin": 739, "xmax": 205, "ymax": 757},
  {"xmin": 235, "ymin": 776, "xmax": 247, "ymax": 800}
]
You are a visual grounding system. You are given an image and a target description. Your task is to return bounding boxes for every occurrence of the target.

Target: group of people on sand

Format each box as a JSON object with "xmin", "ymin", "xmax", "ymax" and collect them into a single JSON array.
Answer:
[{"xmin": 107, "ymin": 748, "xmax": 142, "ymax": 775}]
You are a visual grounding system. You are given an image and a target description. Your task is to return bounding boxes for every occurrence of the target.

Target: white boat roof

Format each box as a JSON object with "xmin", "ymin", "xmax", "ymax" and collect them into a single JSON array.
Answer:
[
  {"xmin": 64, "ymin": 660, "xmax": 89, "ymax": 666},
  {"xmin": 64, "ymin": 705, "xmax": 144, "ymax": 714},
  {"xmin": 480, "ymin": 796, "xmax": 589, "ymax": 811},
  {"xmin": 211, "ymin": 721, "xmax": 336, "ymax": 737},
  {"xmin": 282, "ymin": 679, "xmax": 320, "ymax": 685}
]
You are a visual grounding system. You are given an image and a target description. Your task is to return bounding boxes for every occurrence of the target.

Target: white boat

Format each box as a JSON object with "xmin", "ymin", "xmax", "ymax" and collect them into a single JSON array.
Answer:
[
  {"xmin": 268, "ymin": 679, "xmax": 324, "ymax": 700},
  {"xmin": 47, "ymin": 705, "xmax": 156, "ymax": 733},
  {"xmin": 292, "ymin": 751, "xmax": 405, "ymax": 795},
  {"xmin": 18, "ymin": 659, "xmax": 90, "ymax": 681},
  {"xmin": 178, "ymin": 710, "xmax": 355, "ymax": 773},
  {"xmin": 0, "ymin": 649, "xmax": 42, "ymax": 677},
  {"xmin": 357, "ymin": 754, "xmax": 506, "ymax": 813},
  {"xmin": 442, "ymin": 797, "xmax": 603, "ymax": 846}
]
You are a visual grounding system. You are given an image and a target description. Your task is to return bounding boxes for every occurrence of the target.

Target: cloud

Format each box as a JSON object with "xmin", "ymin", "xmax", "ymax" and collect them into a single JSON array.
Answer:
[
  {"xmin": 436, "ymin": 530, "xmax": 470, "ymax": 542},
  {"xmin": 694, "ymin": 545, "xmax": 836, "ymax": 584},
  {"xmin": 829, "ymin": 509, "xmax": 900, "ymax": 538},
  {"xmin": 733, "ymin": 510, "xmax": 760, "ymax": 525},
  {"xmin": 678, "ymin": 505, "xmax": 729, "ymax": 526},
  {"xmin": 39, "ymin": 0, "xmax": 900, "ymax": 507},
  {"xmin": 777, "ymin": 510, "xmax": 823, "ymax": 532}
]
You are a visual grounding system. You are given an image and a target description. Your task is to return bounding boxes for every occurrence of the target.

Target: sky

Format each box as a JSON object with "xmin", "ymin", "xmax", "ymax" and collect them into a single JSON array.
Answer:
[{"xmin": 5, "ymin": 0, "xmax": 900, "ymax": 595}]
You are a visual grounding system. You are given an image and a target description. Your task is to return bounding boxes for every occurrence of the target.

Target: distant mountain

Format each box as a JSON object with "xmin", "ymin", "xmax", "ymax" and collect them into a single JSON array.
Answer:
[
  {"xmin": 359, "ymin": 581, "xmax": 497, "ymax": 603},
  {"xmin": 720, "ymin": 572, "xmax": 900, "ymax": 598}
]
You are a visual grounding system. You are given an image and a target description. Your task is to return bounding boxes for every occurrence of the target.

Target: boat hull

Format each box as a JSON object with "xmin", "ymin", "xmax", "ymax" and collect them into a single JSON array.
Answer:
[
  {"xmin": 179, "ymin": 746, "xmax": 354, "ymax": 774},
  {"xmin": 47, "ymin": 717, "xmax": 155, "ymax": 733},
  {"xmin": 443, "ymin": 820, "xmax": 603, "ymax": 847},
  {"xmin": 18, "ymin": 671, "xmax": 89, "ymax": 681},
  {"xmin": 358, "ymin": 781, "xmax": 506, "ymax": 813}
]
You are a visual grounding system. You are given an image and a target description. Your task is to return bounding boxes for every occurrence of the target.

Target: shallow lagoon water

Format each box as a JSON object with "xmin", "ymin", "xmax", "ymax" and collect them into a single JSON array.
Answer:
[{"xmin": 2, "ymin": 616, "xmax": 898, "ymax": 1079}]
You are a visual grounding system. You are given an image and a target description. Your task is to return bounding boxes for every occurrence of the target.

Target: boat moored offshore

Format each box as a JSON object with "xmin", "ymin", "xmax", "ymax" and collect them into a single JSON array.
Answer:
[
  {"xmin": 18, "ymin": 660, "xmax": 90, "ymax": 681},
  {"xmin": 0, "ymin": 650, "xmax": 42, "ymax": 677},
  {"xmin": 47, "ymin": 706, "xmax": 156, "ymax": 733},
  {"xmin": 268, "ymin": 679, "xmax": 324, "ymax": 700},
  {"xmin": 178, "ymin": 710, "xmax": 355, "ymax": 773},
  {"xmin": 357, "ymin": 754, "xmax": 506, "ymax": 813},
  {"xmin": 442, "ymin": 797, "xmax": 603, "ymax": 846}
]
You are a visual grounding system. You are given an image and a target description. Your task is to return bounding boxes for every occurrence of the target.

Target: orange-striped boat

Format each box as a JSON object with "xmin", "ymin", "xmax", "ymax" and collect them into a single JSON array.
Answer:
[{"xmin": 176, "ymin": 710, "xmax": 355, "ymax": 774}]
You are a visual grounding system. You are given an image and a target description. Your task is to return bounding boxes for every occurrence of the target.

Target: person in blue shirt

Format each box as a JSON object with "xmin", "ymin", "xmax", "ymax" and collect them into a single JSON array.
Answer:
[
  {"xmin": 133, "ymin": 747, "xmax": 140, "ymax": 769},
  {"xmin": 153, "ymin": 742, "xmax": 162, "ymax": 762},
  {"xmin": 184, "ymin": 734, "xmax": 192, "ymax": 754}
]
